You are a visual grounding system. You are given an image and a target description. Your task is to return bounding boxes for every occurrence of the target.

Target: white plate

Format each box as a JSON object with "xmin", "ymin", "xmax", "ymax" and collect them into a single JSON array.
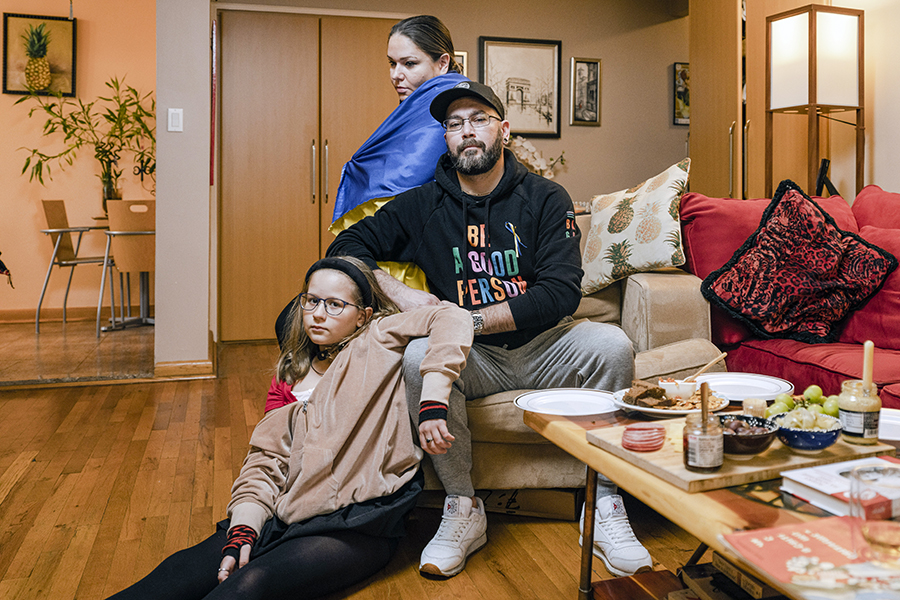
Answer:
[
  {"xmin": 691, "ymin": 372, "xmax": 794, "ymax": 403},
  {"xmin": 879, "ymin": 409, "xmax": 900, "ymax": 441},
  {"xmin": 612, "ymin": 389, "xmax": 730, "ymax": 418},
  {"xmin": 514, "ymin": 389, "xmax": 618, "ymax": 416}
]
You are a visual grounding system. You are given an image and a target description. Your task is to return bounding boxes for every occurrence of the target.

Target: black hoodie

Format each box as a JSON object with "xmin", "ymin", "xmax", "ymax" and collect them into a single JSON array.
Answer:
[{"xmin": 328, "ymin": 149, "xmax": 583, "ymax": 349}]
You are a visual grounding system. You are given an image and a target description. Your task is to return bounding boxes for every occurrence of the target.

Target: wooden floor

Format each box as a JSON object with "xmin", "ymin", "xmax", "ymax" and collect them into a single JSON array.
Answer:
[
  {"xmin": 0, "ymin": 320, "xmax": 154, "ymax": 386},
  {"xmin": 0, "ymin": 342, "xmax": 704, "ymax": 600}
]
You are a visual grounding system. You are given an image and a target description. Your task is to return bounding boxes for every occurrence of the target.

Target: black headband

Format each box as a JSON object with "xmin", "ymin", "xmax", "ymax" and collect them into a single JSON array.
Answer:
[{"xmin": 304, "ymin": 258, "xmax": 373, "ymax": 308}]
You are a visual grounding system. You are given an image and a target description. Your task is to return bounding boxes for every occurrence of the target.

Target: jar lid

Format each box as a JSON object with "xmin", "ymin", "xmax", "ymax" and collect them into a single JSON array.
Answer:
[
  {"xmin": 685, "ymin": 413, "xmax": 721, "ymax": 425},
  {"xmin": 842, "ymin": 379, "xmax": 879, "ymax": 396}
]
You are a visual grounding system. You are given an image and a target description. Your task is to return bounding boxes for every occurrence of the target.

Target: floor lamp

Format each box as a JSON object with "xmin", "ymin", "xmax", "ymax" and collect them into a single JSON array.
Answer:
[{"xmin": 765, "ymin": 5, "xmax": 864, "ymax": 198}]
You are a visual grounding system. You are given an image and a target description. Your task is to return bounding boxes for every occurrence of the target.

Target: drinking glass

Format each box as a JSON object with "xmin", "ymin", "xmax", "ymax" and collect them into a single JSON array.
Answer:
[{"xmin": 850, "ymin": 464, "xmax": 900, "ymax": 568}]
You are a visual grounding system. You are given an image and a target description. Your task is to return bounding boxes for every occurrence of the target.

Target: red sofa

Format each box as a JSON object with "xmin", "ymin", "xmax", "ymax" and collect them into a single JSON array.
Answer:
[{"xmin": 679, "ymin": 185, "xmax": 900, "ymax": 408}]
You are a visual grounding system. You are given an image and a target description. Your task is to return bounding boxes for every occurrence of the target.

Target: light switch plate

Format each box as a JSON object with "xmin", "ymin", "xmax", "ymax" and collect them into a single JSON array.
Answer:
[{"xmin": 167, "ymin": 108, "xmax": 183, "ymax": 132}]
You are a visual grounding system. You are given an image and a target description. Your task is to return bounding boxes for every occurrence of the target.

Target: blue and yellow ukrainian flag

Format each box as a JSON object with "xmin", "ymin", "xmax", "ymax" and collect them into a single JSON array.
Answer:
[
  {"xmin": 330, "ymin": 72, "xmax": 467, "ymax": 231},
  {"xmin": 329, "ymin": 73, "xmax": 468, "ymax": 290}
]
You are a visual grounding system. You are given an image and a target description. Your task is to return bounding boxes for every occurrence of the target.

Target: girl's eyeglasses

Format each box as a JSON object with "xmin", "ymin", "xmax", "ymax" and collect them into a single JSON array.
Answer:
[{"xmin": 299, "ymin": 293, "xmax": 360, "ymax": 316}]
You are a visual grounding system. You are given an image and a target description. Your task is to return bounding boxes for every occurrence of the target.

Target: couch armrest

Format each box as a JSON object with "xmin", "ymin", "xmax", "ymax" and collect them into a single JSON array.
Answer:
[{"xmin": 621, "ymin": 268, "xmax": 710, "ymax": 352}]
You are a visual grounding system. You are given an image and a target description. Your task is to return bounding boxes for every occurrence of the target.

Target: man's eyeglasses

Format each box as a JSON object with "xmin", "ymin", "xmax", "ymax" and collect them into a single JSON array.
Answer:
[
  {"xmin": 299, "ymin": 293, "xmax": 360, "ymax": 316},
  {"xmin": 441, "ymin": 113, "xmax": 501, "ymax": 133}
]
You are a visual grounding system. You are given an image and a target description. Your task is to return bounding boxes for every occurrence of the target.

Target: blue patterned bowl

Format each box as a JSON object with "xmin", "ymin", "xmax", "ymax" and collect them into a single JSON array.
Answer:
[{"xmin": 776, "ymin": 415, "xmax": 842, "ymax": 454}]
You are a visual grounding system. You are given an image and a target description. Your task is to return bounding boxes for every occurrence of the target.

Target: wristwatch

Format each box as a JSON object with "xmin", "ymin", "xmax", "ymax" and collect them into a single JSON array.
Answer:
[{"xmin": 471, "ymin": 312, "xmax": 484, "ymax": 336}]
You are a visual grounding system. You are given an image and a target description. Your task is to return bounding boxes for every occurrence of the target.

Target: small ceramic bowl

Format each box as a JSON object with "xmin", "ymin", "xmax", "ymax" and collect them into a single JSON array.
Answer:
[
  {"xmin": 719, "ymin": 414, "xmax": 779, "ymax": 459},
  {"xmin": 776, "ymin": 414, "xmax": 842, "ymax": 455},
  {"xmin": 659, "ymin": 378, "xmax": 698, "ymax": 399}
]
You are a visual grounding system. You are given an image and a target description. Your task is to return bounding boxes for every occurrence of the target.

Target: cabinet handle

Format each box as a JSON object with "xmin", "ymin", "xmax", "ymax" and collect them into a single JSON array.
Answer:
[
  {"xmin": 743, "ymin": 120, "xmax": 750, "ymax": 199},
  {"xmin": 311, "ymin": 140, "xmax": 316, "ymax": 204},
  {"xmin": 728, "ymin": 121, "xmax": 736, "ymax": 198},
  {"xmin": 324, "ymin": 140, "xmax": 329, "ymax": 204}
]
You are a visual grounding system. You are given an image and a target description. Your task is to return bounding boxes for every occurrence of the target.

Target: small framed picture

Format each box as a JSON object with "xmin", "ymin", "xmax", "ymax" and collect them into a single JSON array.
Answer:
[
  {"xmin": 454, "ymin": 51, "xmax": 468, "ymax": 78},
  {"xmin": 673, "ymin": 62, "xmax": 689, "ymax": 126},
  {"xmin": 479, "ymin": 36, "xmax": 561, "ymax": 138},
  {"xmin": 3, "ymin": 13, "xmax": 77, "ymax": 97},
  {"xmin": 570, "ymin": 57, "xmax": 600, "ymax": 126}
]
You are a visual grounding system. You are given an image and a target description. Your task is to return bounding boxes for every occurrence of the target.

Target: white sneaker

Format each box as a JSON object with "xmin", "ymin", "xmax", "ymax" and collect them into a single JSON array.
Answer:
[
  {"xmin": 419, "ymin": 495, "xmax": 488, "ymax": 577},
  {"xmin": 579, "ymin": 495, "xmax": 652, "ymax": 577}
]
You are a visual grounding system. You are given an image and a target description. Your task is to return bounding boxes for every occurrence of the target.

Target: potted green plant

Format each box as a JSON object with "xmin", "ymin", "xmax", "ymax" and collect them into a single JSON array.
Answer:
[{"xmin": 16, "ymin": 76, "xmax": 156, "ymax": 214}]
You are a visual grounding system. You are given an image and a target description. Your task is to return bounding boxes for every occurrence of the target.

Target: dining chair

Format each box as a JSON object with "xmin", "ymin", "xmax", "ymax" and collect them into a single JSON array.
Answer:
[
  {"xmin": 37, "ymin": 200, "xmax": 114, "ymax": 334},
  {"xmin": 97, "ymin": 200, "xmax": 155, "ymax": 336}
]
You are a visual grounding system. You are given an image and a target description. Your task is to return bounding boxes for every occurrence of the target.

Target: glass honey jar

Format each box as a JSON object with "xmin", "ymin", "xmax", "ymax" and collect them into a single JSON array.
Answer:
[{"xmin": 838, "ymin": 379, "xmax": 881, "ymax": 445}]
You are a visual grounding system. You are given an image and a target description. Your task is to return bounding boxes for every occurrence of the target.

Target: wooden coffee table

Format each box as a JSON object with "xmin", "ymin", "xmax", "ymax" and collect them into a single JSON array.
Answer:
[{"xmin": 523, "ymin": 409, "xmax": 897, "ymax": 600}]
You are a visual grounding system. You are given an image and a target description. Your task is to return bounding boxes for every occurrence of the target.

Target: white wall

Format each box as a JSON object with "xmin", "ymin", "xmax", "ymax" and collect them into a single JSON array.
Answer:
[
  {"xmin": 823, "ymin": 0, "xmax": 900, "ymax": 195},
  {"xmin": 856, "ymin": 0, "xmax": 900, "ymax": 192},
  {"xmin": 156, "ymin": 0, "xmax": 211, "ymax": 366}
]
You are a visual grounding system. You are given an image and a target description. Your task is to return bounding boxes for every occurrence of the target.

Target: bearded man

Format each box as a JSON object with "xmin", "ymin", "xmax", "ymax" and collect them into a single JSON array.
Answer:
[{"xmin": 327, "ymin": 81, "xmax": 648, "ymax": 580}]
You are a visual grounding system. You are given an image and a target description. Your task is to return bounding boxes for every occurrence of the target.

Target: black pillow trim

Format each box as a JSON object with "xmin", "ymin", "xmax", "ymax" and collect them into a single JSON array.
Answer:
[{"xmin": 700, "ymin": 179, "xmax": 898, "ymax": 344}]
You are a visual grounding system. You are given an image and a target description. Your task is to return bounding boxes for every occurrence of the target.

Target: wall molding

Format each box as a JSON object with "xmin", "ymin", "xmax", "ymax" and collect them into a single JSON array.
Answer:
[
  {"xmin": 154, "ymin": 359, "xmax": 216, "ymax": 378},
  {"xmin": 213, "ymin": 3, "xmax": 409, "ymax": 20}
]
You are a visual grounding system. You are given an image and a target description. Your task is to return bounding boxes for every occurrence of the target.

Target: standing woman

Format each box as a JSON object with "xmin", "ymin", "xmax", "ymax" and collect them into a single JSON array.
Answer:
[
  {"xmin": 107, "ymin": 257, "xmax": 472, "ymax": 600},
  {"xmin": 329, "ymin": 16, "xmax": 467, "ymax": 290}
]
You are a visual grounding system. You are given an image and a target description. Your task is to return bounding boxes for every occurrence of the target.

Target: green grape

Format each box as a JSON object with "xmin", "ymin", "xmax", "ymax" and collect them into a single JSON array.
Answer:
[
  {"xmin": 766, "ymin": 402, "xmax": 789, "ymax": 418},
  {"xmin": 803, "ymin": 385, "xmax": 824, "ymax": 404},
  {"xmin": 775, "ymin": 393, "xmax": 796, "ymax": 410},
  {"xmin": 823, "ymin": 397, "xmax": 839, "ymax": 417}
]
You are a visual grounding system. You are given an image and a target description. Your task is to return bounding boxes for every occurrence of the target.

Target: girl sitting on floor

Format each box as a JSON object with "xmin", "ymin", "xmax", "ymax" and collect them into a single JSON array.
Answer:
[{"xmin": 107, "ymin": 256, "xmax": 472, "ymax": 599}]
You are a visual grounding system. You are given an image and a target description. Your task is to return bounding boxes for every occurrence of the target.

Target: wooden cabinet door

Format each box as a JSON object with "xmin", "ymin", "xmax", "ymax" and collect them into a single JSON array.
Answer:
[
  {"xmin": 689, "ymin": 0, "xmax": 743, "ymax": 198},
  {"xmin": 219, "ymin": 11, "xmax": 319, "ymax": 341},
  {"xmin": 319, "ymin": 16, "xmax": 399, "ymax": 257}
]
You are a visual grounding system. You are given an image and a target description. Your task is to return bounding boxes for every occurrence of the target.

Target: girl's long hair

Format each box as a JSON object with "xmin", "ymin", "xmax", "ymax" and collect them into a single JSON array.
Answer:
[
  {"xmin": 275, "ymin": 256, "xmax": 399, "ymax": 385},
  {"xmin": 389, "ymin": 15, "xmax": 462, "ymax": 75}
]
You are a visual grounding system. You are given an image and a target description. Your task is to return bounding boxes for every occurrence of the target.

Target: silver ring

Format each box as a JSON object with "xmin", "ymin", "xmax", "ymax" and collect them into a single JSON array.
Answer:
[
  {"xmin": 218, "ymin": 568, "xmax": 229, "ymax": 572},
  {"xmin": 425, "ymin": 438, "xmax": 433, "ymax": 443}
]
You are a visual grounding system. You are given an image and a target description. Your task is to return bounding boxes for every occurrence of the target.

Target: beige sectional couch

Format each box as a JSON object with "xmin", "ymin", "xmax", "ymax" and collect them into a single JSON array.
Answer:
[{"xmin": 421, "ymin": 213, "xmax": 725, "ymax": 491}]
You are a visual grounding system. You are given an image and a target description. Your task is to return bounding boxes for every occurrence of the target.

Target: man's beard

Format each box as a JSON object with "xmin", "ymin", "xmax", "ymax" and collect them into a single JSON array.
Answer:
[{"xmin": 451, "ymin": 132, "xmax": 503, "ymax": 176}]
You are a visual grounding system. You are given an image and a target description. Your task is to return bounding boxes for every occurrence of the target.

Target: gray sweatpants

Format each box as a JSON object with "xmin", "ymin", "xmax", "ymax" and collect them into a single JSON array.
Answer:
[{"xmin": 403, "ymin": 318, "xmax": 634, "ymax": 498}]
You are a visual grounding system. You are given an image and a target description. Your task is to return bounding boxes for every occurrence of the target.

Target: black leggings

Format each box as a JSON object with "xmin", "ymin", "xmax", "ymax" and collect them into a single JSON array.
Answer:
[{"xmin": 106, "ymin": 527, "xmax": 398, "ymax": 600}]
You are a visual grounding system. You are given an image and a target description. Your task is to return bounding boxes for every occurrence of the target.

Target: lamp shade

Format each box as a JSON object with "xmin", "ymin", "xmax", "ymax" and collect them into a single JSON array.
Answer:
[
  {"xmin": 770, "ymin": 12, "xmax": 809, "ymax": 109},
  {"xmin": 768, "ymin": 6, "xmax": 861, "ymax": 110},
  {"xmin": 817, "ymin": 12, "xmax": 859, "ymax": 107}
]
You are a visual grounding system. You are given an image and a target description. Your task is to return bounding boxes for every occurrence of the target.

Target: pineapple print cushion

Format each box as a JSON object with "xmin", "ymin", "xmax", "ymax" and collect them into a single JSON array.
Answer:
[{"xmin": 581, "ymin": 159, "xmax": 690, "ymax": 294}]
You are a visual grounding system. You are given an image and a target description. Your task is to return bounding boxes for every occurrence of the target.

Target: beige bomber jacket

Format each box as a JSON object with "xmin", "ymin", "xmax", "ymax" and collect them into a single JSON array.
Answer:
[{"xmin": 227, "ymin": 303, "xmax": 473, "ymax": 534}]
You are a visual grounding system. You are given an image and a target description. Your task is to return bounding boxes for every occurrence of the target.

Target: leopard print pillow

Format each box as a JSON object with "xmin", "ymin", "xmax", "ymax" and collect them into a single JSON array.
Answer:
[{"xmin": 702, "ymin": 181, "xmax": 898, "ymax": 343}]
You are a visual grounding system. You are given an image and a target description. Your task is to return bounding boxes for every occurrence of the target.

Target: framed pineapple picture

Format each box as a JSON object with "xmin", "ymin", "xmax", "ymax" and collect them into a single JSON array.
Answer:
[{"xmin": 3, "ymin": 13, "xmax": 77, "ymax": 97}]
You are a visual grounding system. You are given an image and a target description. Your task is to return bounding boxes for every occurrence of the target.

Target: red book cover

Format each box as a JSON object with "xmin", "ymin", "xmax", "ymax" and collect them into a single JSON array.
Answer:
[{"xmin": 723, "ymin": 516, "xmax": 900, "ymax": 598}]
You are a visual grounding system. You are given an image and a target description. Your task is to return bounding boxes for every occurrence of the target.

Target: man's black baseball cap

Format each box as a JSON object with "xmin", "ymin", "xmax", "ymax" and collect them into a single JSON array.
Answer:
[{"xmin": 430, "ymin": 80, "xmax": 505, "ymax": 123}]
